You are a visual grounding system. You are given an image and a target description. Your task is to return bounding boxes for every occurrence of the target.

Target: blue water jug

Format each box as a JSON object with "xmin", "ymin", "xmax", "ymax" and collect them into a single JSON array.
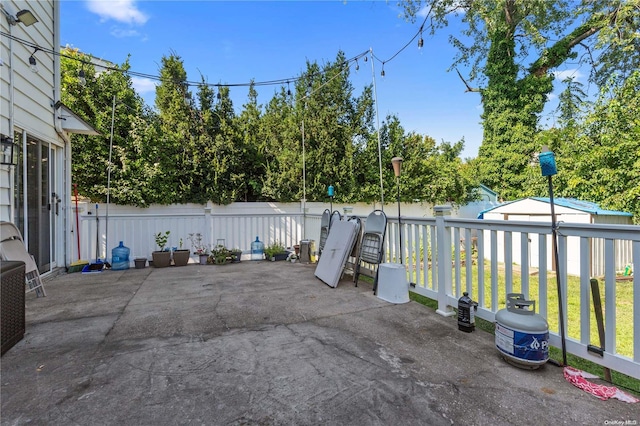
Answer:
[
  {"xmin": 251, "ymin": 237, "xmax": 264, "ymax": 261},
  {"xmin": 111, "ymin": 241, "xmax": 130, "ymax": 270}
]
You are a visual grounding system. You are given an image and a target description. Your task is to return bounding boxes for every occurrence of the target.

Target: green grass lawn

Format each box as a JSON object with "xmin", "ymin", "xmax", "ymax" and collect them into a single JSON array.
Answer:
[{"xmin": 406, "ymin": 262, "xmax": 639, "ymax": 396}]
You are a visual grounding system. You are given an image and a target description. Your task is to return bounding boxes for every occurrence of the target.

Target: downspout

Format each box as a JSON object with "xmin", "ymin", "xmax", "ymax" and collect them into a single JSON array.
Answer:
[
  {"xmin": 52, "ymin": 0, "xmax": 72, "ymax": 269},
  {"xmin": 3, "ymin": 5, "xmax": 15, "ymax": 223}
]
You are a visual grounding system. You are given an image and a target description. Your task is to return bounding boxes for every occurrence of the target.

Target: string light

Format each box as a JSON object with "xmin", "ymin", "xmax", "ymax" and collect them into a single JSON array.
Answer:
[
  {"xmin": 2, "ymin": 7, "xmax": 426, "ymax": 92},
  {"xmin": 78, "ymin": 68, "xmax": 86, "ymax": 86},
  {"xmin": 287, "ymin": 81, "xmax": 291, "ymax": 96}
]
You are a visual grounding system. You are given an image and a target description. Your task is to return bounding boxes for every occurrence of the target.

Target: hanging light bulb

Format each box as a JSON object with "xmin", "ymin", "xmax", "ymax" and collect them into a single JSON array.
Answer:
[
  {"xmin": 217, "ymin": 85, "xmax": 221, "ymax": 100},
  {"xmin": 78, "ymin": 69, "xmax": 86, "ymax": 86},
  {"xmin": 381, "ymin": 63, "xmax": 385, "ymax": 77},
  {"xmin": 287, "ymin": 81, "xmax": 291, "ymax": 96},
  {"xmin": 29, "ymin": 55, "xmax": 38, "ymax": 73},
  {"xmin": 418, "ymin": 35, "xmax": 424, "ymax": 49},
  {"xmin": 364, "ymin": 56, "xmax": 368, "ymax": 62}
]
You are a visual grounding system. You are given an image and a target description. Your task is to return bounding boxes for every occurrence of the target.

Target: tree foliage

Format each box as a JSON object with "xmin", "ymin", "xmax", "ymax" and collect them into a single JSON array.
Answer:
[
  {"xmin": 403, "ymin": 0, "xmax": 640, "ymax": 204},
  {"xmin": 61, "ymin": 49, "xmax": 492, "ymax": 208}
]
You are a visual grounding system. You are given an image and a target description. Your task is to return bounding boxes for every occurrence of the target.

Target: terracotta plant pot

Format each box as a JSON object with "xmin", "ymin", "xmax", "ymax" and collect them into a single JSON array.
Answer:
[
  {"xmin": 151, "ymin": 251, "xmax": 171, "ymax": 268},
  {"xmin": 173, "ymin": 250, "xmax": 190, "ymax": 267}
]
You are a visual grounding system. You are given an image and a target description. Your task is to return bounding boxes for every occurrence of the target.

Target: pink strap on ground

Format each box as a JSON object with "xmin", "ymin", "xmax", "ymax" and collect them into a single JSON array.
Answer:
[{"xmin": 563, "ymin": 366, "xmax": 639, "ymax": 403}]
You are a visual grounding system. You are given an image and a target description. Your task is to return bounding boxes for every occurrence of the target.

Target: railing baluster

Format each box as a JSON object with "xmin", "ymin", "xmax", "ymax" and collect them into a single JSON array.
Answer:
[
  {"xmin": 604, "ymin": 239, "xmax": 616, "ymax": 355},
  {"xmin": 579, "ymin": 236, "xmax": 591, "ymax": 346}
]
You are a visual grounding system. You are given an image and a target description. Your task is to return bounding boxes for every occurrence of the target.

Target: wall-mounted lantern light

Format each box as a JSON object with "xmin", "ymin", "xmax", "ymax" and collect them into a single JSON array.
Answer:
[{"xmin": 1, "ymin": 135, "xmax": 18, "ymax": 165}]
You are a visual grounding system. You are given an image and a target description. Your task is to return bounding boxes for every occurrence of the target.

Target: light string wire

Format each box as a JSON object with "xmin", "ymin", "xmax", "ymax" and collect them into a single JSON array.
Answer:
[{"xmin": 0, "ymin": 10, "xmax": 426, "ymax": 91}]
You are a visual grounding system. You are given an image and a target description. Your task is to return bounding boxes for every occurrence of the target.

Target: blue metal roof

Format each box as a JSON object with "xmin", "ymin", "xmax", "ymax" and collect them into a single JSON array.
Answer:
[
  {"xmin": 530, "ymin": 197, "xmax": 632, "ymax": 216},
  {"xmin": 477, "ymin": 197, "xmax": 632, "ymax": 218}
]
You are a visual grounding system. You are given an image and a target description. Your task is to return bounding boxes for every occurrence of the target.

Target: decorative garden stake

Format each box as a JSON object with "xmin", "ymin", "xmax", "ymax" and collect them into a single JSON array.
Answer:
[
  {"xmin": 539, "ymin": 146, "xmax": 567, "ymax": 366},
  {"xmin": 328, "ymin": 185, "xmax": 334, "ymax": 213}
]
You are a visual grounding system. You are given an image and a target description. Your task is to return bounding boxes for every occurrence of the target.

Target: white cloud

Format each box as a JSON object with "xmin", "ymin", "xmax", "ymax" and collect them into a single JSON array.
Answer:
[
  {"xmin": 131, "ymin": 76, "xmax": 156, "ymax": 94},
  {"xmin": 553, "ymin": 69, "xmax": 583, "ymax": 81},
  {"xmin": 110, "ymin": 28, "xmax": 140, "ymax": 38},
  {"xmin": 85, "ymin": 0, "xmax": 148, "ymax": 25},
  {"xmin": 547, "ymin": 93, "xmax": 558, "ymax": 101}
]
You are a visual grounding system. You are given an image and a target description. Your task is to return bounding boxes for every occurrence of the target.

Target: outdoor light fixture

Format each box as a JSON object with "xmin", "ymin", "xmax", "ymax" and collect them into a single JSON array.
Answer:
[
  {"xmin": 15, "ymin": 9, "xmax": 37, "ymax": 26},
  {"xmin": 28, "ymin": 49, "xmax": 38, "ymax": 73},
  {"xmin": 1, "ymin": 135, "xmax": 17, "ymax": 165},
  {"xmin": 391, "ymin": 157, "xmax": 403, "ymax": 264},
  {"xmin": 287, "ymin": 81, "xmax": 291, "ymax": 96},
  {"xmin": 78, "ymin": 68, "xmax": 86, "ymax": 86},
  {"xmin": 3, "ymin": 8, "xmax": 38, "ymax": 26},
  {"xmin": 418, "ymin": 36, "xmax": 424, "ymax": 49},
  {"xmin": 381, "ymin": 65, "xmax": 385, "ymax": 77},
  {"xmin": 355, "ymin": 59, "xmax": 359, "ymax": 71}
]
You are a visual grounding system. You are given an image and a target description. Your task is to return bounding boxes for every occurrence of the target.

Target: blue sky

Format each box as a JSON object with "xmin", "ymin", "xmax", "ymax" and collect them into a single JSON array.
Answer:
[{"xmin": 60, "ymin": 1, "xmax": 582, "ymax": 159}]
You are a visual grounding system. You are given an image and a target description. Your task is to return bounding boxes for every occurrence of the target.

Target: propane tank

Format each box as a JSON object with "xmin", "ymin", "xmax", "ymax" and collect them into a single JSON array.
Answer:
[
  {"xmin": 457, "ymin": 292, "xmax": 476, "ymax": 332},
  {"xmin": 495, "ymin": 293, "xmax": 549, "ymax": 369}
]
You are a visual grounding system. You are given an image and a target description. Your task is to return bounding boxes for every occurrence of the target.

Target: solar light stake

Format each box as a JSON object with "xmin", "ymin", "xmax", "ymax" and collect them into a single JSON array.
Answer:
[
  {"xmin": 328, "ymin": 185, "xmax": 334, "ymax": 213},
  {"xmin": 391, "ymin": 157, "xmax": 403, "ymax": 264},
  {"xmin": 539, "ymin": 147, "xmax": 567, "ymax": 366}
]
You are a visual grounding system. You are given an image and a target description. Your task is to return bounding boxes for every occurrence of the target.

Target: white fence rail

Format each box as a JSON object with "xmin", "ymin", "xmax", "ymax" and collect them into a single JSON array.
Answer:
[{"xmin": 76, "ymin": 204, "xmax": 639, "ymax": 379}]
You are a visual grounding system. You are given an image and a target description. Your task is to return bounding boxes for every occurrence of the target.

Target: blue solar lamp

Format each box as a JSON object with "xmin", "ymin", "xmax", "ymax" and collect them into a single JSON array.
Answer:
[
  {"xmin": 328, "ymin": 185, "xmax": 334, "ymax": 213},
  {"xmin": 539, "ymin": 146, "xmax": 566, "ymax": 366}
]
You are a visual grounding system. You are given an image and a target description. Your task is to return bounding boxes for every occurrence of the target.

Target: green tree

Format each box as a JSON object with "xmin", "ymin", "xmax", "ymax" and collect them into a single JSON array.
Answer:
[
  {"xmin": 402, "ymin": 0, "xmax": 640, "ymax": 199},
  {"xmin": 564, "ymin": 70, "xmax": 640, "ymax": 222},
  {"xmin": 236, "ymin": 83, "xmax": 264, "ymax": 201},
  {"xmin": 61, "ymin": 48, "xmax": 154, "ymax": 205},
  {"xmin": 261, "ymin": 86, "xmax": 300, "ymax": 201},
  {"xmin": 154, "ymin": 53, "xmax": 197, "ymax": 203},
  {"xmin": 556, "ymin": 77, "xmax": 588, "ymax": 129}
]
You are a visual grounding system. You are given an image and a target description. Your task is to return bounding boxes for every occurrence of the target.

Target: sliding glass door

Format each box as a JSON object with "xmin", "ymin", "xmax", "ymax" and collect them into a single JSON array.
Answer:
[{"xmin": 14, "ymin": 132, "xmax": 59, "ymax": 273}]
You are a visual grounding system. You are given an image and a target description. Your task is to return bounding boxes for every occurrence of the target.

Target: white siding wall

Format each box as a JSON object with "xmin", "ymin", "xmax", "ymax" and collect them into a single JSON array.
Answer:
[{"xmin": 1, "ymin": 0, "xmax": 58, "ymax": 223}]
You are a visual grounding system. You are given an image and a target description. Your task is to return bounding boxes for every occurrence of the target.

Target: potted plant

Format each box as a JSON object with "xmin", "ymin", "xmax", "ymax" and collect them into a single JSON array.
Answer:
[
  {"xmin": 230, "ymin": 248, "xmax": 242, "ymax": 263},
  {"xmin": 189, "ymin": 233, "xmax": 209, "ymax": 265},
  {"xmin": 210, "ymin": 243, "xmax": 230, "ymax": 265},
  {"xmin": 173, "ymin": 237, "xmax": 191, "ymax": 267},
  {"xmin": 152, "ymin": 231, "xmax": 171, "ymax": 268},
  {"xmin": 264, "ymin": 241, "xmax": 289, "ymax": 261}
]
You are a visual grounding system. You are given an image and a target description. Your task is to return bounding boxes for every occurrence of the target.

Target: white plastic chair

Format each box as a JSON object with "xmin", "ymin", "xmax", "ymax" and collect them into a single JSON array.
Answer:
[
  {"xmin": 354, "ymin": 210, "xmax": 387, "ymax": 293},
  {"xmin": 0, "ymin": 221, "xmax": 46, "ymax": 297}
]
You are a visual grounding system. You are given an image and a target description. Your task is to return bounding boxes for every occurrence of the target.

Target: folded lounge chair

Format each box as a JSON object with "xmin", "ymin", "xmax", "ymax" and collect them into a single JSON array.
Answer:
[
  {"xmin": 0, "ymin": 221, "xmax": 46, "ymax": 297},
  {"xmin": 354, "ymin": 210, "xmax": 387, "ymax": 294}
]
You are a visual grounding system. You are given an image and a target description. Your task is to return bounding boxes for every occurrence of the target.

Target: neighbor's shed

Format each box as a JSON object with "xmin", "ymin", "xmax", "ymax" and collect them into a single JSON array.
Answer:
[{"xmin": 478, "ymin": 197, "xmax": 633, "ymax": 276}]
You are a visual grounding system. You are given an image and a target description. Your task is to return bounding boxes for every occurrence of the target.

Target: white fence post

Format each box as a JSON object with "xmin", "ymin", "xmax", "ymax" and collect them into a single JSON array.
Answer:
[{"xmin": 435, "ymin": 205, "xmax": 455, "ymax": 317}]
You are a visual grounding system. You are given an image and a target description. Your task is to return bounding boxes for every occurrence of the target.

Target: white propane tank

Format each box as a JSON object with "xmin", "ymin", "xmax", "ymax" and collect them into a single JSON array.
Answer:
[{"xmin": 495, "ymin": 293, "xmax": 549, "ymax": 369}]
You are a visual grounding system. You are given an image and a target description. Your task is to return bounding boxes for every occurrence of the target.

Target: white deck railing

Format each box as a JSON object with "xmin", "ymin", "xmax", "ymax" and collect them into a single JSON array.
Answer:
[{"xmin": 77, "ymin": 205, "xmax": 639, "ymax": 379}]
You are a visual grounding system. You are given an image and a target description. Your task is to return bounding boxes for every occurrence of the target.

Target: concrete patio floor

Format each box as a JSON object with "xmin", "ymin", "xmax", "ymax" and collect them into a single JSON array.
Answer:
[{"xmin": 1, "ymin": 261, "xmax": 637, "ymax": 425}]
